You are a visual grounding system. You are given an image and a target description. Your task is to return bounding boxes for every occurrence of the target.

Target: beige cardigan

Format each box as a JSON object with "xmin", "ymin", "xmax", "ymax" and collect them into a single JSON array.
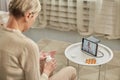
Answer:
[{"xmin": 0, "ymin": 27, "xmax": 48, "ymax": 80}]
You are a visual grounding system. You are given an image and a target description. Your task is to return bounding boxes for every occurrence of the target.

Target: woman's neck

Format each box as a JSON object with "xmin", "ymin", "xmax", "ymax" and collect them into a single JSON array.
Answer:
[{"xmin": 7, "ymin": 15, "xmax": 24, "ymax": 32}]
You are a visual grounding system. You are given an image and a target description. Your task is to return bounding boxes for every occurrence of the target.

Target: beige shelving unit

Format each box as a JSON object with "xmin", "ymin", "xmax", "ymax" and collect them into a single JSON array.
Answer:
[
  {"xmin": 94, "ymin": 0, "xmax": 116, "ymax": 35},
  {"xmin": 77, "ymin": 0, "xmax": 96, "ymax": 35},
  {"xmin": 39, "ymin": 0, "xmax": 77, "ymax": 31},
  {"xmin": 38, "ymin": 0, "xmax": 120, "ymax": 39},
  {"xmin": 39, "ymin": 0, "xmax": 95, "ymax": 32}
]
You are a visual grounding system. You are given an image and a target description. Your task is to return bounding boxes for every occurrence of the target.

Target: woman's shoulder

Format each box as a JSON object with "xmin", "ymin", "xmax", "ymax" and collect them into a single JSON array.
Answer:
[
  {"xmin": 23, "ymin": 37, "xmax": 37, "ymax": 48},
  {"xmin": 21, "ymin": 36, "xmax": 39, "ymax": 51},
  {"xmin": 21, "ymin": 37, "xmax": 40, "ymax": 57}
]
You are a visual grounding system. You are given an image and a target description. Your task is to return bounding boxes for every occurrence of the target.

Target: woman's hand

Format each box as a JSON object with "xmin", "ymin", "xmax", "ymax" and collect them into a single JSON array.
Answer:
[
  {"xmin": 40, "ymin": 51, "xmax": 47, "ymax": 61},
  {"xmin": 48, "ymin": 51, "xmax": 56, "ymax": 58},
  {"xmin": 40, "ymin": 51, "xmax": 56, "ymax": 61},
  {"xmin": 43, "ymin": 58, "xmax": 57, "ymax": 77}
]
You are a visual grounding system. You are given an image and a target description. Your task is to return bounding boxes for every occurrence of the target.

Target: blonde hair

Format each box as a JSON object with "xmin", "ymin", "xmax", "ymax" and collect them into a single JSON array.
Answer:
[{"xmin": 9, "ymin": 0, "xmax": 41, "ymax": 18}]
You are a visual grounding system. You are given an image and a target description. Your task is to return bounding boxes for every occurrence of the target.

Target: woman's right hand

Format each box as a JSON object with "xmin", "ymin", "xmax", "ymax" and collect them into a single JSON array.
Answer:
[{"xmin": 43, "ymin": 58, "xmax": 57, "ymax": 77}]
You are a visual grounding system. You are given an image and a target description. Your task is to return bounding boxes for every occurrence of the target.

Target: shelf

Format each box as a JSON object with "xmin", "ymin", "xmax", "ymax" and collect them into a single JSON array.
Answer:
[
  {"xmin": 46, "ymin": 8, "xmax": 76, "ymax": 14},
  {"xmin": 49, "ymin": 20, "xmax": 77, "ymax": 25},
  {"xmin": 47, "ymin": 17, "xmax": 76, "ymax": 24},
  {"xmin": 47, "ymin": 15, "xmax": 76, "ymax": 20},
  {"xmin": 46, "ymin": 6, "xmax": 76, "ymax": 13}
]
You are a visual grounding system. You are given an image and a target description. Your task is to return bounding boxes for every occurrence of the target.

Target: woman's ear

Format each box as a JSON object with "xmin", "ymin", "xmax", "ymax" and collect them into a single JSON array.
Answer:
[{"xmin": 24, "ymin": 11, "xmax": 33, "ymax": 22}]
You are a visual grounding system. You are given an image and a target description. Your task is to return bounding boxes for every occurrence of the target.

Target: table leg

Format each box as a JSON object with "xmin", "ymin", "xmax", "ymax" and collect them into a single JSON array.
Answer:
[
  {"xmin": 77, "ymin": 64, "xmax": 80, "ymax": 80},
  {"xmin": 98, "ymin": 65, "xmax": 101, "ymax": 80},
  {"xmin": 98, "ymin": 64, "xmax": 107, "ymax": 80},
  {"xmin": 103, "ymin": 64, "xmax": 107, "ymax": 80}
]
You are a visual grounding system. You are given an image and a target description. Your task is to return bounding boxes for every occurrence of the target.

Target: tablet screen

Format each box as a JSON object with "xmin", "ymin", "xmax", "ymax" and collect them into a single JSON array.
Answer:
[{"xmin": 81, "ymin": 38, "xmax": 98, "ymax": 56}]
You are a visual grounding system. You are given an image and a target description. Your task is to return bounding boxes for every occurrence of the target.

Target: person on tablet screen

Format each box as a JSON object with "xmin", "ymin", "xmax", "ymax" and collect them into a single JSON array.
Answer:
[
  {"xmin": 83, "ymin": 40, "xmax": 93, "ymax": 54},
  {"xmin": 87, "ymin": 41, "xmax": 96, "ymax": 55},
  {"xmin": 88, "ymin": 42, "xmax": 91, "ymax": 53}
]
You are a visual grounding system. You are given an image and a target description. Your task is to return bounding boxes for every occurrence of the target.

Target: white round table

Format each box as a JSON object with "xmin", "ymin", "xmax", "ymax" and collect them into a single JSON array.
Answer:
[{"xmin": 65, "ymin": 42, "xmax": 113, "ymax": 80}]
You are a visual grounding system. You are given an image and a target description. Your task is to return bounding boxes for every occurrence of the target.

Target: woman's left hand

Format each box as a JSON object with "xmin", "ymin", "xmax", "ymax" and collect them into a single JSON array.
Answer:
[
  {"xmin": 40, "ymin": 50, "xmax": 56, "ymax": 61},
  {"xmin": 48, "ymin": 51, "xmax": 56, "ymax": 58},
  {"xmin": 40, "ymin": 51, "xmax": 47, "ymax": 61}
]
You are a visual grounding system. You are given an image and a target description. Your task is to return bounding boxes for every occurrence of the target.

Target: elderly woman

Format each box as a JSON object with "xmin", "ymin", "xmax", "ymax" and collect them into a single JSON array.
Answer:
[{"xmin": 0, "ymin": 0, "xmax": 77, "ymax": 80}]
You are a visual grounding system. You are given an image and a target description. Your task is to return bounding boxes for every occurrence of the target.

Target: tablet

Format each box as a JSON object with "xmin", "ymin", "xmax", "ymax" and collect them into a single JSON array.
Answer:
[{"xmin": 81, "ymin": 38, "xmax": 98, "ymax": 56}]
